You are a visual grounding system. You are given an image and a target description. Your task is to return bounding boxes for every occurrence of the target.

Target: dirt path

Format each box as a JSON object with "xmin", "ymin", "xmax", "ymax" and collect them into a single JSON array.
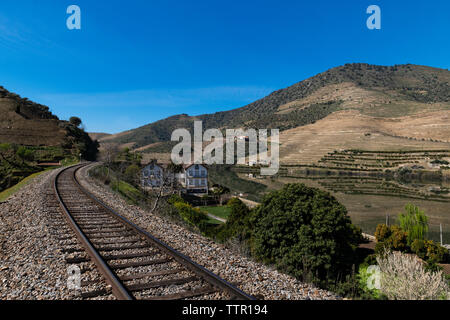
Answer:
[{"xmin": 206, "ymin": 213, "xmax": 227, "ymax": 223}]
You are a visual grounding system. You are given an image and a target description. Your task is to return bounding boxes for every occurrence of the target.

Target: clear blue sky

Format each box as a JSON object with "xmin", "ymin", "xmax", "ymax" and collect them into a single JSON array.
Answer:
[{"xmin": 1, "ymin": 0, "xmax": 449, "ymax": 133}]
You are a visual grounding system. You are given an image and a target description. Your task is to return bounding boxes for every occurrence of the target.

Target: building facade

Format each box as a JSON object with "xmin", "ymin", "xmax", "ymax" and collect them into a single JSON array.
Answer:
[
  {"xmin": 141, "ymin": 162, "xmax": 164, "ymax": 188},
  {"xmin": 141, "ymin": 162, "xmax": 208, "ymax": 195},
  {"xmin": 180, "ymin": 164, "xmax": 208, "ymax": 194}
]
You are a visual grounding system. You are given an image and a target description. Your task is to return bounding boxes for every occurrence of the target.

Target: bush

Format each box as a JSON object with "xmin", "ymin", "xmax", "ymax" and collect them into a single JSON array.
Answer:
[
  {"xmin": 411, "ymin": 239, "xmax": 427, "ymax": 260},
  {"xmin": 173, "ymin": 202, "xmax": 208, "ymax": 227},
  {"xmin": 16, "ymin": 147, "xmax": 34, "ymax": 162},
  {"xmin": 358, "ymin": 265, "xmax": 382, "ymax": 299},
  {"xmin": 375, "ymin": 224, "xmax": 391, "ymax": 242},
  {"xmin": 250, "ymin": 183, "xmax": 363, "ymax": 284},
  {"xmin": 227, "ymin": 198, "xmax": 250, "ymax": 226},
  {"xmin": 423, "ymin": 240, "xmax": 449, "ymax": 263},
  {"xmin": 377, "ymin": 250, "xmax": 449, "ymax": 300},
  {"xmin": 215, "ymin": 198, "xmax": 252, "ymax": 243},
  {"xmin": 375, "ymin": 225, "xmax": 408, "ymax": 254},
  {"xmin": 124, "ymin": 164, "xmax": 140, "ymax": 184},
  {"xmin": 168, "ymin": 194, "xmax": 186, "ymax": 205},
  {"xmin": 388, "ymin": 225, "xmax": 408, "ymax": 251}
]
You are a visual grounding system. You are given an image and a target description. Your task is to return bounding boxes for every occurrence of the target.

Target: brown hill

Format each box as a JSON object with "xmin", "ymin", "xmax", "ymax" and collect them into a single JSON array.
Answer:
[
  {"xmin": 101, "ymin": 63, "xmax": 450, "ymax": 164},
  {"xmin": 0, "ymin": 86, "xmax": 98, "ymax": 158},
  {"xmin": 0, "ymin": 86, "xmax": 68, "ymax": 146}
]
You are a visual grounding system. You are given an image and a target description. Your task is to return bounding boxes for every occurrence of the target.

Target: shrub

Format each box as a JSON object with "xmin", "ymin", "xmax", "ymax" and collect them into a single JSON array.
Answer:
[
  {"xmin": 411, "ymin": 239, "xmax": 427, "ymax": 260},
  {"xmin": 216, "ymin": 198, "xmax": 252, "ymax": 243},
  {"xmin": 16, "ymin": 147, "xmax": 34, "ymax": 162},
  {"xmin": 377, "ymin": 250, "xmax": 449, "ymax": 300},
  {"xmin": 173, "ymin": 202, "xmax": 208, "ymax": 227},
  {"xmin": 358, "ymin": 265, "xmax": 382, "ymax": 299},
  {"xmin": 227, "ymin": 198, "xmax": 250, "ymax": 226},
  {"xmin": 375, "ymin": 225, "xmax": 408, "ymax": 254},
  {"xmin": 387, "ymin": 225, "xmax": 408, "ymax": 251},
  {"xmin": 250, "ymin": 183, "xmax": 363, "ymax": 284},
  {"xmin": 124, "ymin": 164, "xmax": 140, "ymax": 184},
  {"xmin": 375, "ymin": 224, "xmax": 391, "ymax": 242},
  {"xmin": 424, "ymin": 240, "xmax": 449, "ymax": 263},
  {"xmin": 168, "ymin": 194, "xmax": 186, "ymax": 205}
]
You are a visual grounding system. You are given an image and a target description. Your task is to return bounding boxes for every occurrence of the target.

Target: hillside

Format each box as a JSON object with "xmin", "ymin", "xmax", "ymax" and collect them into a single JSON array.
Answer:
[
  {"xmin": 100, "ymin": 63, "xmax": 450, "ymax": 157},
  {"xmin": 0, "ymin": 86, "xmax": 98, "ymax": 191}
]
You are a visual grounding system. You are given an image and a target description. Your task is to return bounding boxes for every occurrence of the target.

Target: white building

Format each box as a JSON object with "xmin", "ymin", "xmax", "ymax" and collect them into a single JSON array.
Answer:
[
  {"xmin": 179, "ymin": 164, "xmax": 208, "ymax": 195},
  {"xmin": 141, "ymin": 162, "xmax": 164, "ymax": 188},
  {"xmin": 141, "ymin": 162, "xmax": 208, "ymax": 195}
]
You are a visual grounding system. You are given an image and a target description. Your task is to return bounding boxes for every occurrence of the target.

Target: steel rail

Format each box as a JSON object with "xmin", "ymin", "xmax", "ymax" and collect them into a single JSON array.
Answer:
[{"xmin": 53, "ymin": 165, "xmax": 134, "ymax": 300}]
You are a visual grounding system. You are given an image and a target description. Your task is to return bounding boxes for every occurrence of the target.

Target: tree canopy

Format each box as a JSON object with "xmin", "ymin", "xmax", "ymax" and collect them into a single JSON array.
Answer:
[
  {"xmin": 250, "ymin": 183, "xmax": 363, "ymax": 283},
  {"xmin": 69, "ymin": 116, "xmax": 82, "ymax": 127}
]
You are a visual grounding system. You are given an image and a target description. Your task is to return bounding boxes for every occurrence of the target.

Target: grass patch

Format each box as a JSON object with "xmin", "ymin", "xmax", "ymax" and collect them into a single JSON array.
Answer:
[
  {"xmin": 111, "ymin": 180, "xmax": 145, "ymax": 205},
  {"xmin": 200, "ymin": 206, "xmax": 231, "ymax": 220},
  {"xmin": 0, "ymin": 167, "xmax": 55, "ymax": 202}
]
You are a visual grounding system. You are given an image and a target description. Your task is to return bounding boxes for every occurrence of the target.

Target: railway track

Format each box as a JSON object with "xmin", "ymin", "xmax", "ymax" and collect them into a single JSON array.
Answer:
[{"xmin": 53, "ymin": 164, "xmax": 255, "ymax": 300}]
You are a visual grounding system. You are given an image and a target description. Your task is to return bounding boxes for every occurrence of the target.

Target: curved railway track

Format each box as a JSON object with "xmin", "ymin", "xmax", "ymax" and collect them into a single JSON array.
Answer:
[{"xmin": 53, "ymin": 164, "xmax": 255, "ymax": 300}]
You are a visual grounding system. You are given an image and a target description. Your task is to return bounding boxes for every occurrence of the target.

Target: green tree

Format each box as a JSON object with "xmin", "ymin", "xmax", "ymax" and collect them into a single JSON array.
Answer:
[
  {"xmin": 69, "ymin": 116, "xmax": 82, "ymax": 127},
  {"xmin": 250, "ymin": 183, "xmax": 363, "ymax": 284},
  {"xmin": 0, "ymin": 143, "xmax": 17, "ymax": 166},
  {"xmin": 16, "ymin": 147, "xmax": 34, "ymax": 163},
  {"xmin": 397, "ymin": 204, "xmax": 428, "ymax": 245},
  {"xmin": 124, "ymin": 164, "xmax": 140, "ymax": 185},
  {"xmin": 216, "ymin": 198, "xmax": 252, "ymax": 242},
  {"xmin": 227, "ymin": 197, "xmax": 250, "ymax": 226},
  {"xmin": 211, "ymin": 184, "xmax": 230, "ymax": 205}
]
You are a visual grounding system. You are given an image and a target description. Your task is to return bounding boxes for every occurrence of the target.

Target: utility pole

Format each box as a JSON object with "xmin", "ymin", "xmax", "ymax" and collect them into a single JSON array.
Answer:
[
  {"xmin": 386, "ymin": 214, "xmax": 389, "ymax": 227},
  {"xmin": 440, "ymin": 223, "xmax": 443, "ymax": 246}
]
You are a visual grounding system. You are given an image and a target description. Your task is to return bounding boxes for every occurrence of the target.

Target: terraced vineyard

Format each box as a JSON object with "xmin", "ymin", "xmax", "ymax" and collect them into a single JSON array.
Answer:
[
  {"xmin": 234, "ymin": 149, "xmax": 450, "ymax": 241},
  {"xmin": 315, "ymin": 177, "xmax": 449, "ymax": 202},
  {"xmin": 318, "ymin": 150, "xmax": 450, "ymax": 170}
]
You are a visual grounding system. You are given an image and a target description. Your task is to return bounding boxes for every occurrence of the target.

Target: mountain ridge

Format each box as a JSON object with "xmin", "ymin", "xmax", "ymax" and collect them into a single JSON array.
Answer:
[{"xmin": 100, "ymin": 63, "xmax": 450, "ymax": 152}]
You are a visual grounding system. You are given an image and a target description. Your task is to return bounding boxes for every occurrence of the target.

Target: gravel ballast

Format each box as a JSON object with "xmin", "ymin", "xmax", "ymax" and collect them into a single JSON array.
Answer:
[
  {"xmin": 0, "ymin": 168, "xmax": 110, "ymax": 300},
  {"xmin": 77, "ymin": 163, "xmax": 339, "ymax": 300}
]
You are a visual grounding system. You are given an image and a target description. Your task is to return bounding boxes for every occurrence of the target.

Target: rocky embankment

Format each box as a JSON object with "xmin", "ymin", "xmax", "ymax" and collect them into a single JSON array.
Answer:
[{"xmin": 0, "ymin": 169, "xmax": 73, "ymax": 299}]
